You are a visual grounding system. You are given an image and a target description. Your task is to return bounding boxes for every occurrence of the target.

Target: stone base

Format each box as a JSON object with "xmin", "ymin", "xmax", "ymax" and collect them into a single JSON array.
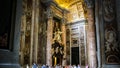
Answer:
[
  {"xmin": 0, "ymin": 63, "xmax": 20, "ymax": 68},
  {"xmin": 102, "ymin": 65, "xmax": 120, "ymax": 68}
]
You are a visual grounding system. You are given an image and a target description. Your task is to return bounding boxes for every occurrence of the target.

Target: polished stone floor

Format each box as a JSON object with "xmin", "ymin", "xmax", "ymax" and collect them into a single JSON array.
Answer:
[{"xmin": 21, "ymin": 65, "xmax": 86, "ymax": 68}]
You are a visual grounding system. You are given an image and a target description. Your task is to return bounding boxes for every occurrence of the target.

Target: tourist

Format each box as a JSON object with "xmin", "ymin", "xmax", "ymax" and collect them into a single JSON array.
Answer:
[{"xmin": 32, "ymin": 63, "xmax": 38, "ymax": 68}]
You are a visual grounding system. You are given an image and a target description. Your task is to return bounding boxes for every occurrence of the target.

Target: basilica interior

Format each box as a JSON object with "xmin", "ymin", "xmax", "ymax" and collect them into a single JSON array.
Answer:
[{"xmin": 0, "ymin": 0, "xmax": 120, "ymax": 68}]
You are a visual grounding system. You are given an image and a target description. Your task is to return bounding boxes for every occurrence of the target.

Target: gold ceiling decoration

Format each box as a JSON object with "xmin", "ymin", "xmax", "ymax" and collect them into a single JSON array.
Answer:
[{"xmin": 54, "ymin": 0, "xmax": 81, "ymax": 9}]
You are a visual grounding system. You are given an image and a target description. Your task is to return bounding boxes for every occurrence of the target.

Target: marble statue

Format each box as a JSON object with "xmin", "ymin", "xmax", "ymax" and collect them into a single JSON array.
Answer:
[{"xmin": 53, "ymin": 29, "xmax": 62, "ymax": 43}]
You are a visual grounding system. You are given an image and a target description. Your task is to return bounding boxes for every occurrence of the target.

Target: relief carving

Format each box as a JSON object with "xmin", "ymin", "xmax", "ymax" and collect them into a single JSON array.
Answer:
[
  {"xmin": 103, "ymin": 0, "xmax": 115, "ymax": 22},
  {"xmin": 105, "ymin": 26, "xmax": 120, "ymax": 64},
  {"xmin": 105, "ymin": 29, "xmax": 118, "ymax": 52}
]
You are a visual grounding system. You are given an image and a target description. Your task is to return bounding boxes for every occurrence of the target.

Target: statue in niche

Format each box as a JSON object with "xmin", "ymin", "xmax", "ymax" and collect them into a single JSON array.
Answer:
[
  {"xmin": 53, "ymin": 29, "xmax": 62, "ymax": 43},
  {"xmin": 51, "ymin": 40, "xmax": 64, "ymax": 66},
  {"xmin": 51, "ymin": 21, "xmax": 64, "ymax": 66}
]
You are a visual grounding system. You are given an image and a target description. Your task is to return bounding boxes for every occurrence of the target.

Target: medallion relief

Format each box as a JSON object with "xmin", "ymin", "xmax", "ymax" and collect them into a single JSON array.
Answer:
[
  {"xmin": 105, "ymin": 27, "xmax": 120, "ymax": 64},
  {"xmin": 103, "ymin": 0, "xmax": 115, "ymax": 22}
]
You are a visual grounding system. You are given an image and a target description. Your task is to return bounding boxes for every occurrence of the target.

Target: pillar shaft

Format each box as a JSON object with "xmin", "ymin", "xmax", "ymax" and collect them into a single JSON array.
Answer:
[
  {"xmin": 87, "ymin": 8, "xmax": 97, "ymax": 68},
  {"xmin": 30, "ymin": 0, "xmax": 40, "ymax": 65},
  {"xmin": 20, "ymin": 0, "xmax": 27, "ymax": 65},
  {"xmin": 33, "ymin": 0, "xmax": 39, "ymax": 63},
  {"xmin": 95, "ymin": 0, "xmax": 101, "ymax": 67},
  {"xmin": 20, "ymin": 14, "xmax": 26, "ymax": 65},
  {"xmin": 61, "ymin": 24, "xmax": 66, "ymax": 66},
  {"xmin": 30, "ymin": 0, "xmax": 35, "ymax": 66},
  {"xmin": 46, "ymin": 17, "xmax": 53, "ymax": 65}
]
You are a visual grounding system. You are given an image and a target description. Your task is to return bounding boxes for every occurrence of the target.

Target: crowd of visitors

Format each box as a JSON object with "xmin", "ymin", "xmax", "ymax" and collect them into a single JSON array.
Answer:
[{"xmin": 24, "ymin": 63, "xmax": 89, "ymax": 68}]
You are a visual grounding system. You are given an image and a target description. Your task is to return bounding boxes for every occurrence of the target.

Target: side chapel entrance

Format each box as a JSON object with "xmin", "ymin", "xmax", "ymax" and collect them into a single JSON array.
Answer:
[{"xmin": 66, "ymin": 21, "xmax": 87, "ymax": 66}]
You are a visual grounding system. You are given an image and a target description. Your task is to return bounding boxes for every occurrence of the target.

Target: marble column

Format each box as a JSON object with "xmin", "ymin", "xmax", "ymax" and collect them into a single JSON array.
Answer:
[
  {"xmin": 87, "ymin": 8, "xmax": 97, "ymax": 68},
  {"xmin": 30, "ymin": 0, "xmax": 35, "ymax": 66},
  {"xmin": 20, "ymin": 0, "xmax": 27, "ymax": 66},
  {"xmin": 29, "ymin": 0, "xmax": 40, "ymax": 65},
  {"xmin": 46, "ymin": 8, "xmax": 53, "ymax": 66},
  {"xmin": 61, "ymin": 23, "xmax": 66, "ymax": 66},
  {"xmin": 33, "ymin": 0, "xmax": 39, "ymax": 63},
  {"xmin": 20, "ymin": 14, "xmax": 26, "ymax": 66},
  {"xmin": 85, "ymin": 0, "xmax": 97, "ymax": 68},
  {"xmin": 61, "ymin": 11, "xmax": 68, "ymax": 66},
  {"xmin": 95, "ymin": 0, "xmax": 101, "ymax": 67}
]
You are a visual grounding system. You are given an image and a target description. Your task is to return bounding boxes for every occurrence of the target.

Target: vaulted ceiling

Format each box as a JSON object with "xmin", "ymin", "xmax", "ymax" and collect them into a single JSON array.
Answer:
[{"xmin": 54, "ymin": 0, "xmax": 81, "ymax": 9}]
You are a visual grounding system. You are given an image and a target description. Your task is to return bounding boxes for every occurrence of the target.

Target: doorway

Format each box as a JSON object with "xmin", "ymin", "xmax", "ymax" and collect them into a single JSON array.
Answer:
[{"xmin": 71, "ymin": 47, "xmax": 79, "ymax": 65}]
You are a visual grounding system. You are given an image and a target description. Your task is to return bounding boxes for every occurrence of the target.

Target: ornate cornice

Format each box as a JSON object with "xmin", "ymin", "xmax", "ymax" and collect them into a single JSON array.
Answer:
[
  {"xmin": 41, "ymin": 0, "xmax": 53, "ymax": 7},
  {"xmin": 41, "ymin": 0, "xmax": 52, "ymax": 3}
]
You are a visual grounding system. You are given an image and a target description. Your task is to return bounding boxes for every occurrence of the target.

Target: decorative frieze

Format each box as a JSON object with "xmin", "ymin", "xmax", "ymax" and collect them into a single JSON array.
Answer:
[{"xmin": 103, "ymin": 0, "xmax": 120, "ymax": 65}]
